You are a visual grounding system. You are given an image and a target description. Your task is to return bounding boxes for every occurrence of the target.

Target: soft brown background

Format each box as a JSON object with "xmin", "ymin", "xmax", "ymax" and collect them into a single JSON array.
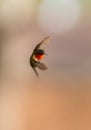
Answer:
[{"xmin": 1, "ymin": 0, "xmax": 91, "ymax": 130}]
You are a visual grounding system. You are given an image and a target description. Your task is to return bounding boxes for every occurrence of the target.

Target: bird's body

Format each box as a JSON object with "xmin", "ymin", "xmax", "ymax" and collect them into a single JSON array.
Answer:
[{"xmin": 30, "ymin": 36, "xmax": 50, "ymax": 77}]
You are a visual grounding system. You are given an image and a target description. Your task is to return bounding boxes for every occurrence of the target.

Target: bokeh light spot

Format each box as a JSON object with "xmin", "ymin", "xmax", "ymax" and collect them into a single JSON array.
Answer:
[{"xmin": 38, "ymin": 0, "xmax": 81, "ymax": 35}]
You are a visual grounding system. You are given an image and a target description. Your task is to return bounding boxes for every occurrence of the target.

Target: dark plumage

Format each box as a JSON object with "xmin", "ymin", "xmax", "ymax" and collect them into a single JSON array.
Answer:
[{"xmin": 30, "ymin": 36, "xmax": 50, "ymax": 77}]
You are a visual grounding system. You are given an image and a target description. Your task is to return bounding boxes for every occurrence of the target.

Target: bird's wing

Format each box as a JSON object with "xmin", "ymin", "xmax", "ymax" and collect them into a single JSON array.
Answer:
[
  {"xmin": 33, "ymin": 36, "xmax": 51, "ymax": 52},
  {"xmin": 35, "ymin": 62, "xmax": 48, "ymax": 70}
]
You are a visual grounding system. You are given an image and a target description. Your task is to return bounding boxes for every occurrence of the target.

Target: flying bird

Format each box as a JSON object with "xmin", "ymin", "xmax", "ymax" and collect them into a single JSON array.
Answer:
[{"xmin": 30, "ymin": 36, "xmax": 50, "ymax": 77}]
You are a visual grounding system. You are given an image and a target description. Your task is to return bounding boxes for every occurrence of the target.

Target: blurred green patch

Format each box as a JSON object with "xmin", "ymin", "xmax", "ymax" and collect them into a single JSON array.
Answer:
[
  {"xmin": 80, "ymin": 0, "xmax": 91, "ymax": 9},
  {"xmin": 36, "ymin": 0, "xmax": 43, "ymax": 5},
  {"xmin": 0, "ymin": 0, "xmax": 3, "ymax": 7}
]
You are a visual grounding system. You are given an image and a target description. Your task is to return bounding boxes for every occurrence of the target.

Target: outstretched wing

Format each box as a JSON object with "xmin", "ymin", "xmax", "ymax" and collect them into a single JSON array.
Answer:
[
  {"xmin": 33, "ymin": 36, "xmax": 50, "ymax": 52},
  {"xmin": 32, "ymin": 62, "xmax": 47, "ymax": 77},
  {"xmin": 35, "ymin": 62, "xmax": 48, "ymax": 70}
]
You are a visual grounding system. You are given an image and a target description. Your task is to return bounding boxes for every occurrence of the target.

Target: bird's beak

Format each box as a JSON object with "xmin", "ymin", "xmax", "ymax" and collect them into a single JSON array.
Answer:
[{"xmin": 44, "ymin": 53, "xmax": 48, "ymax": 55}]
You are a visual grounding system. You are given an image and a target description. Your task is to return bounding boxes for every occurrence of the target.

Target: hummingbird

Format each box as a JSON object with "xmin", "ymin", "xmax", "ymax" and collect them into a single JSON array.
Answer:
[{"xmin": 30, "ymin": 36, "xmax": 50, "ymax": 77}]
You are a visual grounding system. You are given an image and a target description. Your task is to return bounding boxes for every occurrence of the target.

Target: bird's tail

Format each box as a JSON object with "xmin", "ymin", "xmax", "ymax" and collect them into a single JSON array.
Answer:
[{"xmin": 33, "ymin": 67, "xmax": 39, "ymax": 77}]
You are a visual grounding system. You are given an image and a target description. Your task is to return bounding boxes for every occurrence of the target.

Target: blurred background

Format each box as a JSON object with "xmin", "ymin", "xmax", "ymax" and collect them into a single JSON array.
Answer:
[{"xmin": 0, "ymin": 0, "xmax": 91, "ymax": 130}]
